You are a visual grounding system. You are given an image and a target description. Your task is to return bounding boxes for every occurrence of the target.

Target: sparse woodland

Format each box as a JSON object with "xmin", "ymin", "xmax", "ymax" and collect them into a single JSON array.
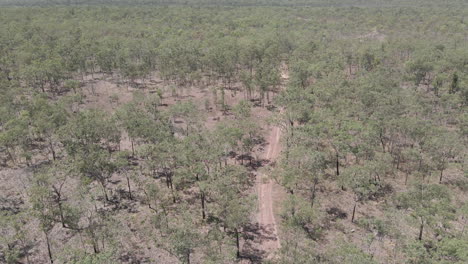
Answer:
[{"xmin": 0, "ymin": 1, "xmax": 467, "ymax": 263}]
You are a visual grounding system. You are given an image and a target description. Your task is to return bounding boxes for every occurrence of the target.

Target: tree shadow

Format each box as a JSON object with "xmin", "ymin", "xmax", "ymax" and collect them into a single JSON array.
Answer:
[
  {"xmin": 0, "ymin": 196, "xmax": 24, "ymax": 215},
  {"xmin": 240, "ymin": 222, "xmax": 279, "ymax": 263}
]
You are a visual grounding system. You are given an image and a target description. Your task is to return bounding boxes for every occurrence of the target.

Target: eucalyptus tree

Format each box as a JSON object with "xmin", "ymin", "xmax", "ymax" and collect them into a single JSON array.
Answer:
[
  {"xmin": 0, "ymin": 111, "xmax": 30, "ymax": 165},
  {"xmin": 206, "ymin": 38, "xmax": 239, "ymax": 89},
  {"xmin": 0, "ymin": 212, "xmax": 30, "ymax": 264},
  {"xmin": 396, "ymin": 183, "xmax": 455, "ymax": 241},
  {"xmin": 255, "ymin": 58, "xmax": 281, "ymax": 105},
  {"xmin": 31, "ymin": 163, "xmax": 80, "ymax": 229},
  {"xmin": 173, "ymin": 133, "xmax": 212, "ymax": 219},
  {"xmin": 59, "ymin": 109, "xmax": 120, "ymax": 202},
  {"xmin": 169, "ymin": 100, "xmax": 204, "ymax": 137},
  {"xmin": 162, "ymin": 210, "xmax": 202, "ymax": 264},
  {"xmin": 30, "ymin": 179, "xmax": 59, "ymax": 264},
  {"xmin": 425, "ymin": 130, "xmax": 460, "ymax": 183},
  {"xmin": 27, "ymin": 96, "xmax": 68, "ymax": 161},
  {"xmin": 274, "ymin": 144, "xmax": 326, "ymax": 208},
  {"xmin": 339, "ymin": 164, "xmax": 382, "ymax": 223},
  {"xmin": 405, "ymin": 51, "xmax": 435, "ymax": 86},
  {"xmin": 210, "ymin": 165, "xmax": 252, "ymax": 258}
]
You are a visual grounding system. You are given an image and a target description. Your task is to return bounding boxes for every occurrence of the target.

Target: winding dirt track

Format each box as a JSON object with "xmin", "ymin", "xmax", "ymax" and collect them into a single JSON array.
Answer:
[{"xmin": 257, "ymin": 126, "xmax": 281, "ymax": 258}]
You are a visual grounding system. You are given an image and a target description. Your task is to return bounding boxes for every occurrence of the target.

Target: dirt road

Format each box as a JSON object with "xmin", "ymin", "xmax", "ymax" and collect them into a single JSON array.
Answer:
[{"xmin": 256, "ymin": 125, "xmax": 281, "ymax": 259}]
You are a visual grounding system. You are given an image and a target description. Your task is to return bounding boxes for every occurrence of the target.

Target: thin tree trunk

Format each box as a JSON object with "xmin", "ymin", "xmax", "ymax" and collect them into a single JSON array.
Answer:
[
  {"xmin": 49, "ymin": 141, "xmax": 56, "ymax": 161},
  {"xmin": 379, "ymin": 131, "xmax": 386, "ymax": 153},
  {"xmin": 127, "ymin": 176, "xmax": 133, "ymax": 200},
  {"xmin": 93, "ymin": 239, "xmax": 99, "ymax": 254},
  {"xmin": 161, "ymin": 205, "xmax": 170, "ymax": 229},
  {"xmin": 58, "ymin": 202, "xmax": 66, "ymax": 228},
  {"xmin": 44, "ymin": 231, "xmax": 53, "ymax": 264},
  {"xmin": 201, "ymin": 192, "xmax": 206, "ymax": 220},
  {"xmin": 336, "ymin": 152, "xmax": 340, "ymax": 176},
  {"xmin": 52, "ymin": 186, "xmax": 66, "ymax": 228},
  {"xmin": 235, "ymin": 228, "xmax": 241, "ymax": 258},
  {"xmin": 396, "ymin": 154, "xmax": 400, "ymax": 170},
  {"xmin": 351, "ymin": 202, "xmax": 357, "ymax": 223},
  {"xmin": 166, "ymin": 174, "xmax": 171, "ymax": 188},
  {"xmin": 168, "ymin": 177, "xmax": 176, "ymax": 203},
  {"xmin": 439, "ymin": 169, "xmax": 444, "ymax": 184},
  {"xmin": 418, "ymin": 221, "xmax": 424, "ymax": 241},
  {"xmin": 311, "ymin": 179, "xmax": 317, "ymax": 207}
]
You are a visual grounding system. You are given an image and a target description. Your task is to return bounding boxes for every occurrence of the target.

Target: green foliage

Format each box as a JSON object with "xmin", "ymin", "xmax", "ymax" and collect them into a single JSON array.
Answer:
[
  {"xmin": 356, "ymin": 216, "xmax": 391, "ymax": 238},
  {"xmin": 163, "ymin": 210, "xmax": 202, "ymax": 264},
  {"xmin": 396, "ymin": 184, "xmax": 455, "ymax": 241},
  {"xmin": 437, "ymin": 237, "xmax": 468, "ymax": 263},
  {"xmin": 60, "ymin": 109, "xmax": 120, "ymax": 156},
  {"xmin": 0, "ymin": 213, "xmax": 28, "ymax": 264},
  {"xmin": 325, "ymin": 241, "xmax": 377, "ymax": 264},
  {"xmin": 232, "ymin": 100, "xmax": 252, "ymax": 119},
  {"xmin": 275, "ymin": 227, "xmax": 319, "ymax": 264},
  {"xmin": 406, "ymin": 55, "xmax": 434, "ymax": 85}
]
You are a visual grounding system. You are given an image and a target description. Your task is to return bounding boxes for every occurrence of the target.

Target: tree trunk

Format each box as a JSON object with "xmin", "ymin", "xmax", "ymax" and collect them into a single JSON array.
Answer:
[
  {"xmin": 235, "ymin": 228, "xmax": 241, "ymax": 258},
  {"xmin": 49, "ymin": 141, "xmax": 56, "ymax": 161},
  {"xmin": 168, "ymin": 176, "xmax": 176, "ymax": 203},
  {"xmin": 45, "ymin": 231, "xmax": 53, "ymax": 264},
  {"xmin": 439, "ymin": 169, "xmax": 444, "ymax": 184},
  {"xmin": 127, "ymin": 176, "xmax": 133, "ymax": 200},
  {"xmin": 201, "ymin": 192, "xmax": 206, "ymax": 220},
  {"xmin": 336, "ymin": 152, "xmax": 340, "ymax": 176},
  {"xmin": 93, "ymin": 240, "xmax": 99, "ymax": 254},
  {"xmin": 351, "ymin": 202, "xmax": 357, "ymax": 223},
  {"xmin": 311, "ymin": 179, "xmax": 317, "ymax": 207},
  {"xmin": 396, "ymin": 154, "xmax": 401, "ymax": 170},
  {"xmin": 58, "ymin": 202, "xmax": 66, "ymax": 228},
  {"xmin": 418, "ymin": 221, "xmax": 424, "ymax": 241},
  {"xmin": 379, "ymin": 131, "xmax": 386, "ymax": 153},
  {"xmin": 166, "ymin": 174, "xmax": 171, "ymax": 188}
]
